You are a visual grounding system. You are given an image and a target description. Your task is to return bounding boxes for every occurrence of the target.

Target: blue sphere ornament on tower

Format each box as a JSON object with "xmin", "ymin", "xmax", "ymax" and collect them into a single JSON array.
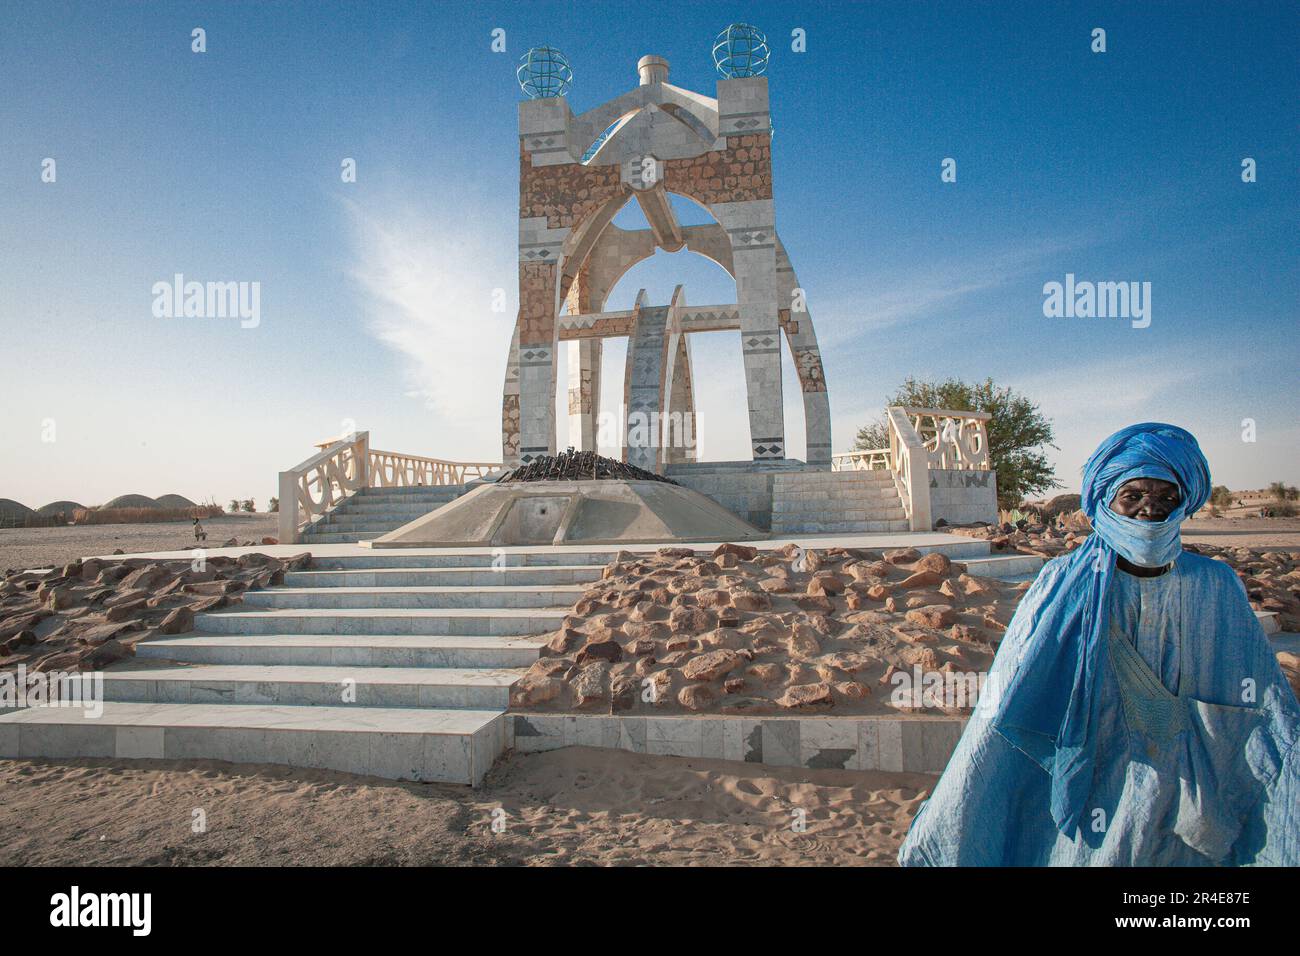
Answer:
[
  {"xmin": 517, "ymin": 46, "xmax": 573, "ymax": 99},
  {"xmin": 712, "ymin": 23, "xmax": 769, "ymax": 78}
]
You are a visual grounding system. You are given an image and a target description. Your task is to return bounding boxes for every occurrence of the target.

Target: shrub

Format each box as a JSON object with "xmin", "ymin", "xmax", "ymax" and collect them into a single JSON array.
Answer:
[{"xmin": 72, "ymin": 505, "xmax": 223, "ymax": 526}]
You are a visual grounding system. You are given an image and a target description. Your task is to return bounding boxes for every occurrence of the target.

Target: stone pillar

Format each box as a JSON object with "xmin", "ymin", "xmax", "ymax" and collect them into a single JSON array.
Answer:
[
  {"xmin": 663, "ymin": 333, "xmax": 697, "ymax": 464},
  {"xmin": 504, "ymin": 96, "xmax": 624, "ymax": 465},
  {"xmin": 500, "ymin": 326, "xmax": 522, "ymax": 466},
  {"xmin": 663, "ymin": 76, "xmax": 784, "ymax": 463},
  {"xmin": 776, "ymin": 242, "xmax": 832, "ymax": 467},
  {"xmin": 715, "ymin": 198, "xmax": 784, "ymax": 461},
  {"xmin": 567, "ymin": 338, "xmax": 602, "ymax": 451},
  {"xmin": 514, "ymin": 260, "xmax": 559, "ymax": 465},
  {"xmin": 622, "ymin": 298, "xmax": 669, "ymax": 472}
]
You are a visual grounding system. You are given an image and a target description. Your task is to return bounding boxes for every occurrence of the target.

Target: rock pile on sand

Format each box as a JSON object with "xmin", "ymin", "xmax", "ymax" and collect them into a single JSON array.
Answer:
[
  {"xmin": 511, "ymin": 543, "xmax": 1020, "ymax": 716},
  {"xmin": 0, "ymin": 552, "xmax": 311, "ymax": 674},
  {"xmin": 1189, "ymin": 543, "xmax": 1300, "ymax": 633},
  {"xmin": 950, "ymin": 513, "xmax": 1300, "ymax": 632},
  {"xmin": 515, "ymin": 532, "xmax": 1300, "ymax": 715},
  {"xmin": 945, "ymin": 511, "xmax": 1093, "ymax": 560}
]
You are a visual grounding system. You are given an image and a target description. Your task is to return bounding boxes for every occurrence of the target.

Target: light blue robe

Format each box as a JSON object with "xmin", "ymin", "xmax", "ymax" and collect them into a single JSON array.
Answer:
[{"xmin": 898, "ymin": 549, "xmax": 1300, "ymax": 866}]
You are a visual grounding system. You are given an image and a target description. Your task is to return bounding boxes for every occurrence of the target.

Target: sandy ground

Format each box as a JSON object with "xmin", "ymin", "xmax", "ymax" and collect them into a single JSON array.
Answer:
[
  {"xmin": 0, "ymin": 747, "xmax": 933, "ymax": 866},
  {"xmin": 0, "ymin": 515, "xmax": 279, "ymax": 573},
  {"xmin": 1180, "ymin": 516, "xmax": 1300, "ymax": 550}
]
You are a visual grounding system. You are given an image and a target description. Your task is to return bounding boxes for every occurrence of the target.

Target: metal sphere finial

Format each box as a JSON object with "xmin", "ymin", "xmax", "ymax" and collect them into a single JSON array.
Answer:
[
  {"xmin": 517, "ymin": 46, "xmax": 573, "ymax": 99},
  {"xmin": 712, "ymin": 23, "xmax": 769, "ymax": 78}
]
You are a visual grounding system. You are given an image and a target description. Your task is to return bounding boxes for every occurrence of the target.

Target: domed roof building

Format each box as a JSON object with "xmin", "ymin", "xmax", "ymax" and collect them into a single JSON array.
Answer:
[
  {"xmin": 102, "ymin": 494, "xmax": 160, "ymax": 510},
  {"xmin": 0, "ymin": 499, "xmax": 35, "ymax": 522},
  {"xmin": 155, "ymin": 494, "xmax": 198, "ymax": 509},
  {"xmin": 35, "ymin": 500, "xmax": 85, "ymax": 517}
]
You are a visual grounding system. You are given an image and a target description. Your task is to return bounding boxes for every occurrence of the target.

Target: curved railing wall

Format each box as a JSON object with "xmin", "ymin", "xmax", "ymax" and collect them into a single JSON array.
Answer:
[{"xmin": 278, "ymin": 432, "xmax": 499, "ymax": 544}]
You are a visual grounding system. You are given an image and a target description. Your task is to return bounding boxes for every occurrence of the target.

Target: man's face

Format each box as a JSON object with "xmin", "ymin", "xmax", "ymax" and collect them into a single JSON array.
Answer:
[{"xmin": 1110, "ymin": 478, "xmax": 1181, "ymax": 521}]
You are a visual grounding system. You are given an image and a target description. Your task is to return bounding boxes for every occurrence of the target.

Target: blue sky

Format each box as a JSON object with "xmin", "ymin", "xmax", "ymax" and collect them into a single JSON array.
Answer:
[{"xmin": 1, "ymin": 0, "xmax": 1296, "ymax": 509}]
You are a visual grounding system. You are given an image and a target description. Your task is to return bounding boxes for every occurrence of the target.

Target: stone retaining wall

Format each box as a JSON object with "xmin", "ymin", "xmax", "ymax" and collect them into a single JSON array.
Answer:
[
  {"xmin": 510, "ymin": 713, "xmax": 967, "ymax": 773},
  {"xmin": 929, "ymin": 469, "xmax": 998, "ymax": 527}
]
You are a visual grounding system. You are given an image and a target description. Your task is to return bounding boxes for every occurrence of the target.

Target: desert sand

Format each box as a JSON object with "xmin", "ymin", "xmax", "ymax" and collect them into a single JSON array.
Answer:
[
  {"xmin": 1179, "ymin": 516, "xmax": 1300, "ymax": 550},
  {"xmin": 0, "ymin": 514, "xmax": 279, "ymax": 574},
  {"xmin": 0, "ymin": 747, "xmax": 933, "ymax": 866}
]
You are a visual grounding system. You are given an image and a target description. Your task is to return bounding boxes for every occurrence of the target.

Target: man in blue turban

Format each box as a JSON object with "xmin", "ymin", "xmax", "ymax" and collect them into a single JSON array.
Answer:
[{"xmin": 899, "ymin": 423, "xmax": 1299, "ymax": 865}]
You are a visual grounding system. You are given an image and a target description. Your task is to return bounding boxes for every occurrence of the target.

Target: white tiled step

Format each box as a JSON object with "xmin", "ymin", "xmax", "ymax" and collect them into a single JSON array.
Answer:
[
  {"xmin": 960, "ymin": 554, "xmax": 1046, "ymax": 579},
  {"xmin": 315, "ymin": 517, "xmax": 422, "ymax": 532},
  {"xmin": 356, "ymin": 491, "xmax": 462, "ymax": 497},
  {"xmin": 770, "ymin": 519, "xmax": 911, "ymax": 533},
  {"xmin": 136, "ymin": 633, "xmax": 545, "ymax": 667},
  {"xmin": 772, "ymin": 506, "xmax": 908, "ymax": 520},
  {"xmin": 196, "ymin": 607, "xmax": 567, "ymax": 636},
  {"xmin": 242, "ymin": 584, "xmax": 586, "ymax": 609},
  {"xmin": 101, "ymin": 661, "xmax": 522, "ymax": 708},
  {"xmin": 0, "ymin": 701, "xmax": 507, "ymax": 784},
  {"xmin": 283, "ymin": 565, "xmax": 606, "ymax": 588},
  {"xmin": 298, "ymin": 540, "xmax": 997, "ymax": 570},
  {"xmin": 773, "ymin": 488, "xmax": 900, "ymax": 502},
  {"xmin": 773, "ymin": 472, "xmax": 896, "ymax": 484},
  {"xmin": 338, "ymin": 502, "xmax": 453, "ymax": 515},
  {"xmin": 348, "ymin": 498, "xmax": 461, "ymax": 508},
  {"xmin": 311, "ymin": 551, "xmax": 627, "ymax": 570},
  {"xmin": 302, "ymin": 531, "xmax": 381, "ymax": 543}
]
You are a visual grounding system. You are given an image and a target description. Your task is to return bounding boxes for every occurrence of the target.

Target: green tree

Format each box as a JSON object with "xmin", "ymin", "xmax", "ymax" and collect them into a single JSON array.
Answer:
[
  {"xmin": 241, "ymin": 498, "xmax": 256, "ymax": 513},
  {"xmin": 854, "ymin": 376, "xmax": 1060, "ymax": 510},
  {"xmin": 228, "ymin": 499, "xmax": 240, "ymax": 513},
  {"xmin": 1208, "ymin": 485, "xmax": 1233, "ymax": 514},
  {"xmin": 1268, "ymin": 481, "xmax": 1299, "ymax": 503},
  {"xmin": 268, "ymin": 496, "xmax": 280, "ymax": 513}
]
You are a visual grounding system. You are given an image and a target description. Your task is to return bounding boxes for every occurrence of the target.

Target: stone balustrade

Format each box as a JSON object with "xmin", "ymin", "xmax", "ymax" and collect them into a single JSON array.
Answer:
[
  {"xmin": 368, "ymin": 449, "xmax": 497, "ymax": 489},
  {"xmin": 834, "ymin": 408, "xmax": 995, "ymax": 531},
  {"xmin": 279, "ymin": 433, "xmax": 499, "ymax": 544},
  {"xmin": 831, "ymin": 449, "xmax": 890, "ymax": 471}
]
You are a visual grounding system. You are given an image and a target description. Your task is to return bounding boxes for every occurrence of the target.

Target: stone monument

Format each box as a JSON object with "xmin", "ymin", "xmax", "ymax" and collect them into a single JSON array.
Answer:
[{"xmin": 502, "ymin": 28, "xmax": 832, "ymax": 473}]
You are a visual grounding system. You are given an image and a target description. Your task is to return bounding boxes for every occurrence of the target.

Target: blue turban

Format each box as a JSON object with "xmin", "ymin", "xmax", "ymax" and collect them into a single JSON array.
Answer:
[{"xmin": 994, "ymin": 423, "xmax": 1213, "ymax": 835}]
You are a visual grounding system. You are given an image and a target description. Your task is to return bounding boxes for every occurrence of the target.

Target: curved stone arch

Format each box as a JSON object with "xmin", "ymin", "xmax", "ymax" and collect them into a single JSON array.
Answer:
[
  {"xmin": 572, "ymin": 223, "xmax": 657, "ymax": 314},
  {"xmin": 561, "ymin": 218, "xmax": 830, "ymax": 468},
  {"xmin": 596, "ymin": 235, "xmax": 735, "ymax": 311},
  {"xmin": 564, "ymin": 193, "xmax": 734, "ymax": 314},
  {"xmin": 505, "ymin": 61, "xmax": 829, "ymax": 468},
  {"xmin": 556, "ymin": 189, "xmax": 631, "ymax": 306},
  {"xmin": 775, "ymin": 238, "xmax": 832, "ymax": 467}
]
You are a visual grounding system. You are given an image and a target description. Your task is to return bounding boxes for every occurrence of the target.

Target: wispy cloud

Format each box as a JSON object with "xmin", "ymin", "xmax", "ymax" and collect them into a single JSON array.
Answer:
[
  {"xmin": 816, "ymin": 232, "xmax": 1097, "ymax": 347},
  {"xmin": 344, "ymin": 193, "xmax": 517, "ymax": 443}
]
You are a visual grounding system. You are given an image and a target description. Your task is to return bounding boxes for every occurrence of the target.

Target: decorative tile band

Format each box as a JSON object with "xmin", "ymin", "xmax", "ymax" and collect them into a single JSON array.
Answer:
[{"xmin": 510, "ymin": 713, "xmax": 968, "ymax": 773}]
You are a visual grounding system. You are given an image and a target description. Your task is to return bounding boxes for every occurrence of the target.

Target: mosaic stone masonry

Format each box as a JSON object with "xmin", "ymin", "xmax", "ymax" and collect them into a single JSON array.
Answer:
[{"xmin": 501, "ymin": 54, "xmax": 832, "ymax": 471}]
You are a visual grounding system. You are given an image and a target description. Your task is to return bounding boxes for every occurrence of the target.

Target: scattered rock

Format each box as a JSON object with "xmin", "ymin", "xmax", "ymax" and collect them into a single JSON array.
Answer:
[
  {"xmin": 682, "ymin": 649, "xmax": 741, "ymax": 682},
  {"xmin": 576, "ymin": 638, "xmax": 623, "ymax": 664},
  {"xmin": 678, "ymin": 684, "xmax": 716, "ymax": 711},
  {"xmin": 545, "ymin": 628, "xmax": 581, "ymax": 655},
  {"xmin": 897, "ymin": 569, "xmax": 945, "ymax": 590},
  {"xmin": 159, "ymin": 606, "xmax": 195, "ymax": 635},
  {"xmin": 571, "ymin": 662, "xmax": 610, "ymax": 708},
  {"xmin": 884, "ymin": 548, "xmax": 923, "ymax": 565},
  {"xmin": 668, "ymin": 605, "xmax": 717, "ymax": 634},
  {"xmin": 777, "ymin": 683, "xmax": 833, "ymax": 708},
  {"xmin": 914, "ymin": 552, "xmax": 952, "ymax": 575},
  {"xmin": 787, "ymin": 623, "xmax": 822, "ymax": 659},
  {"xmin": 713, "ymin": 543, "xmax": 758, "ymax": 561},
  {"xmin": 906, "ymin": 605, "xmax": 957, "ymax": 629}
]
